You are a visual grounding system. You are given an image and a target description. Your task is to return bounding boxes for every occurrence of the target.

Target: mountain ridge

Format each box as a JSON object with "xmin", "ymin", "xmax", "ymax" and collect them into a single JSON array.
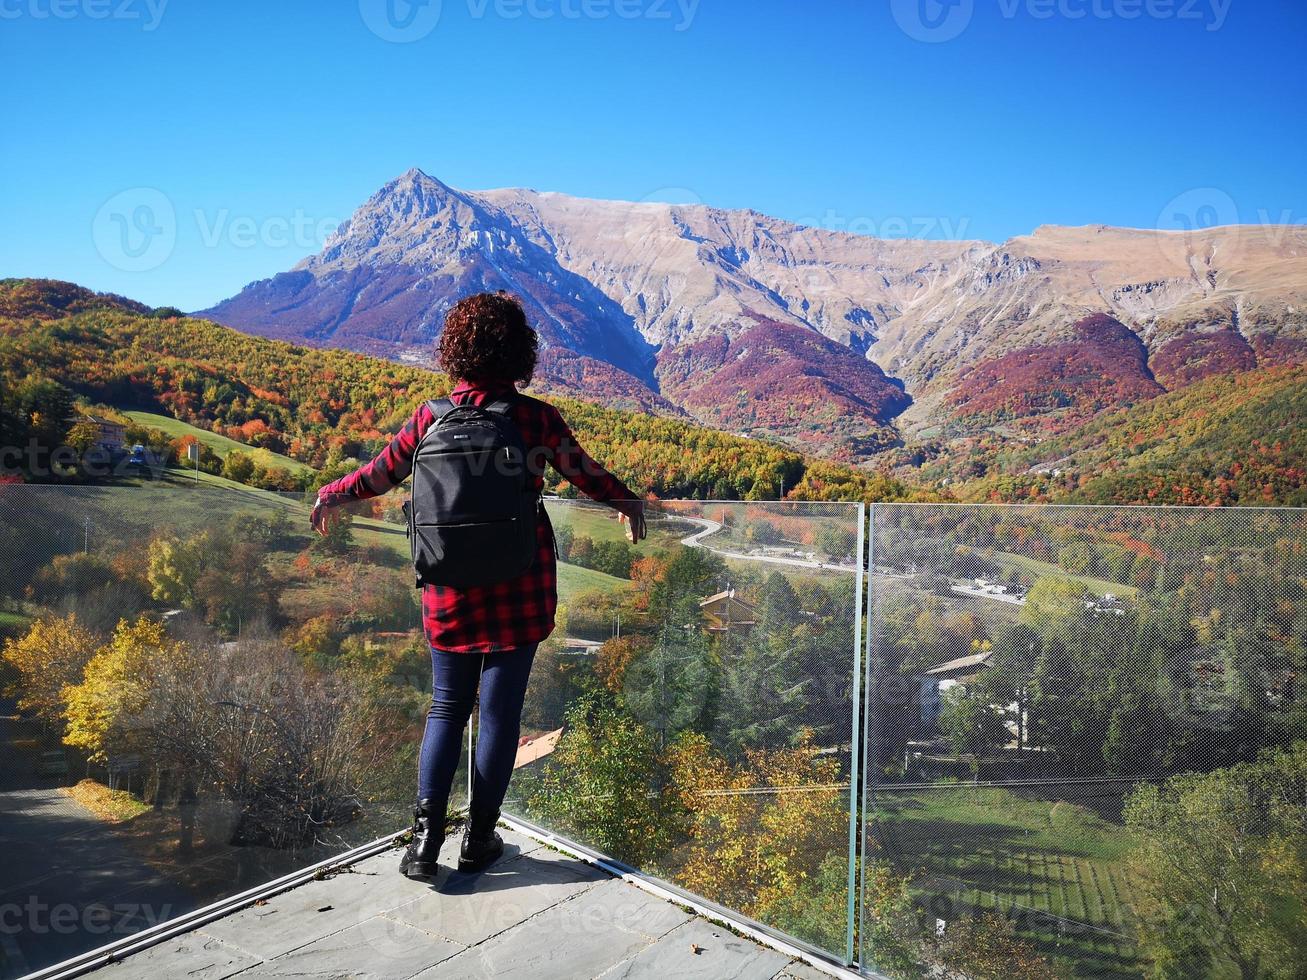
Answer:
[
  {"xmin": 200, "ymin": 169, "xmax": 1307, "ymax": 458},
  {"xmin": 4, "ymin": 277, "xmax": 1303, "ymax": 507}
]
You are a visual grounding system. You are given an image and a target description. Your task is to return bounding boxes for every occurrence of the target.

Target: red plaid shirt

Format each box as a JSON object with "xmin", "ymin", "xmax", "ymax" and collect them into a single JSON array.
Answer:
[{"xmin": 317, "ymin": 381, "xmax": 639, "ymax": 653}]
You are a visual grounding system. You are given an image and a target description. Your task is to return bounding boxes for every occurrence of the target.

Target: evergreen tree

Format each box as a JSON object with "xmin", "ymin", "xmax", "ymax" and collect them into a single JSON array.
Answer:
[{"xmin": 623, "ymin": 597, "xmax": 716, "ymax": 748}]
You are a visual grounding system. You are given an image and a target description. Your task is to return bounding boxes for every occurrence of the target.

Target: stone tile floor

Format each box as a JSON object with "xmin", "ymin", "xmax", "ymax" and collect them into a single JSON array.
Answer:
[{"xmin": 83, "ymin": 828, "xmax": 849, "ymax": 980}]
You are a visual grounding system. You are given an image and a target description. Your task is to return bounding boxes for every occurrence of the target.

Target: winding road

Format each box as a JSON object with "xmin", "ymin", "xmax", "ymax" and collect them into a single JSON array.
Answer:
[{"xmin": 673, "ymin": 516, "xmax": 858, "ymax": 574}]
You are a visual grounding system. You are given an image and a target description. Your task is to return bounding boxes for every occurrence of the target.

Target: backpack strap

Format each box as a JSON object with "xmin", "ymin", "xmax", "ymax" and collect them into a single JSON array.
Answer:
[
  {"xmin": 426, "ymin": 398, "xmax": 457, "ymax": 420},
  {"xmin": 432, "ymin": 391, "xmax": 518, "ymax": 417}
]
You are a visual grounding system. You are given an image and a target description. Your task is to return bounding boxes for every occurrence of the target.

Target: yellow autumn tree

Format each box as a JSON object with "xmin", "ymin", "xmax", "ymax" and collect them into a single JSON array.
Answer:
[
  {"xmin": 1, "ymin": 614, "xmax": 97, "ymax": 723},
  {"xmin": 62, "ymin": 617, "xmax": 186, "ymax": 763},
  {"xmin": 594, "ymin": 635, "xmax": 650, "ymax": 694},
  {"xmin": 146, "ymin": 535, "xmax": 205, "ymax": 607},
  {"xmin": 663, "ymin": 729, "xmax": 845, "ymax": 921}
]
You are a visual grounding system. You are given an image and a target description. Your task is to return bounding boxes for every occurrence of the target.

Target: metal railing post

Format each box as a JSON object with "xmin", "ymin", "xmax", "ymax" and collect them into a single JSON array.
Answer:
[{"xmin": 845, "ymin": 501, "xmax": 867, "ymax": 965}]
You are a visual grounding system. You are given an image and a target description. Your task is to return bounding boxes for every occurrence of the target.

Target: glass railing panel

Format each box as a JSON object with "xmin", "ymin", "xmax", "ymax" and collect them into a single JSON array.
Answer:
[
  {"xmin": 501, "ymin": 498, "xmax": 865, "ymax": 963},
  {"xmin": 859, "ymin": 503, "xmax": 1307, "ymax": 980},
  {"xmin": 0, "ymin": 483, "xmax": 464, "ymax": 977}
]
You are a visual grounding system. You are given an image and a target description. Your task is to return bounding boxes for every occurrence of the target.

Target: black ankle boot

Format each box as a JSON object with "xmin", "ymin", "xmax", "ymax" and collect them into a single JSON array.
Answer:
[
  {"xmin": 399, "ymin": 798, "xmax": 445, "ymax": 879},
  {"xmin": 458, "ymin": 806, "xmax": 504, "ymax": 873}
]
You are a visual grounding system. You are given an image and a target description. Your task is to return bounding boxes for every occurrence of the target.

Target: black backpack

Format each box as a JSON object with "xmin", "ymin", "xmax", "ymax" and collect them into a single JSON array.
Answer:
[{"xmin": 403, "ymin": 395, "xmax": 539, "ymax": 588}]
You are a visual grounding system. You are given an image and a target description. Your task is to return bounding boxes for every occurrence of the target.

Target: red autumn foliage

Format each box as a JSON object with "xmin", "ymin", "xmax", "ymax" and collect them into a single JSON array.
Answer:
[
  {"xmin": 947, "ymin": 314, "xmax": 1163, "ymax": 428},
  {"xmin": 1150, "ymin": 328, "xmax": 1257, "ymax": 389},
  {"xmin": 659, "ymin": 317, "xmax": 912, "ymax": 450}
]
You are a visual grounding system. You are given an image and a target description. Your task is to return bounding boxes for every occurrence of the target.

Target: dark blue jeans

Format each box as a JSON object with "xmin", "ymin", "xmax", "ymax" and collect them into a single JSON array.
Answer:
[{"xmin": 418, "ymin": 644, "xmax": 537, "ymax": 817}]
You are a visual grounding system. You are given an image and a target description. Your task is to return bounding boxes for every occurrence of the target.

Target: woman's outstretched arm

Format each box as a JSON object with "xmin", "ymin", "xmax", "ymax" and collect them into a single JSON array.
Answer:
[
  {"xmin": 540, "ymin": 403, "xmax": 646, "ymax": 541},
  {"xmin": 311, "ymin": 402, "xmax": 433, "ymax": 532}
]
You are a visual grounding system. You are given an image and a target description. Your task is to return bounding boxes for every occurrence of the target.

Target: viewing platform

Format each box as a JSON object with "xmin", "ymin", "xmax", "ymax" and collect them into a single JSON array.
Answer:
[{"xmin": 69, "ymin": 825, "xmax": 845, "ymax": 980}]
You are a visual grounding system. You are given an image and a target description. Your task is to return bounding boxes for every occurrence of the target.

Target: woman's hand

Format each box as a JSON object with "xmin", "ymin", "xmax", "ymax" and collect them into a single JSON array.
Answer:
[
  {"xmin": 617, "ymin": 500, "xmax": 647, "ymax": 543},
  {"xmin": 310, "ymin": 496, "xmax": 340, "ymax": 537}
]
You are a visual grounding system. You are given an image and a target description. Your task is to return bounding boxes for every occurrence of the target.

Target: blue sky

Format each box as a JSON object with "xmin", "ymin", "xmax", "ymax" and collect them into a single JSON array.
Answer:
[{"xmin": 1, "ymin": 0, "xmax": 1303, "ymax": 310}]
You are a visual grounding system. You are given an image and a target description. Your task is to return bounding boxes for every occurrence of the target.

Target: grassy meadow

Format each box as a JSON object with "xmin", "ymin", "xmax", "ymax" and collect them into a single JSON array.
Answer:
[
  {"xmin": 874, "ymin": 784, "xmax": 1144, "ymax": 978},
  {"xmin": 122, "ymin": 410, "xmax": 316, "ymax": 475}
]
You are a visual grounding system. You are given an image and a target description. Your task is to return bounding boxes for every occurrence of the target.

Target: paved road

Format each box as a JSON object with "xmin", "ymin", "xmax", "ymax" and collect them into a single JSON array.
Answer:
[
  {"xmin": 0, "ymin": 702, "xmax": 193, "ymax": 979},
  {"xmin": 676, "ymin": 516, "xmax": 858, "ymax": 574}
]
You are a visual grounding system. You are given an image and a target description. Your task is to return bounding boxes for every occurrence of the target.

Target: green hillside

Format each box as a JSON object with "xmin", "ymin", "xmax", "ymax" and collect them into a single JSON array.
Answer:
[
  {"xmin": 121, "ymin": 410, "xmax": 315, "ymax": 475},
  {"xmin": 0, "ymin": 281, "xmax": 934, "ymax": 504},
  {"xmin": 2, "ymin": 279, "xmax": 1304, "ymax": 506},
  {"xmin": 90, "ymin": 467, "xmax": 629, "ymax": 596},
  {"xmin": 933, "ymin": 362, "xmax": 1307, "ymax": 507}
]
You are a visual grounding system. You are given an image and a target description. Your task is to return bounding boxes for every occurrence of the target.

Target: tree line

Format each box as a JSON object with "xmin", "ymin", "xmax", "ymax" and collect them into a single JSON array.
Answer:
[{"xmin": 0, "ymin": 289, "xmax": 938, "ymax": 504}]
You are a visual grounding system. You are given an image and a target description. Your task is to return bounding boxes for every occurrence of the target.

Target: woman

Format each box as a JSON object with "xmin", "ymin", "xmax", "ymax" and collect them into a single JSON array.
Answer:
[{"xmin": 311, "ymin": 291, "xmax": 645, "ymax": 878}]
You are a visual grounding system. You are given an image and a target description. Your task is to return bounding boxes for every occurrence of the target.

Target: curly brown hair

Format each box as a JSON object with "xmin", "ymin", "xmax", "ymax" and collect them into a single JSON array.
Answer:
[{"xmin": 437, "ymin": 291, "xmax": 538, "ymax": 385}]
